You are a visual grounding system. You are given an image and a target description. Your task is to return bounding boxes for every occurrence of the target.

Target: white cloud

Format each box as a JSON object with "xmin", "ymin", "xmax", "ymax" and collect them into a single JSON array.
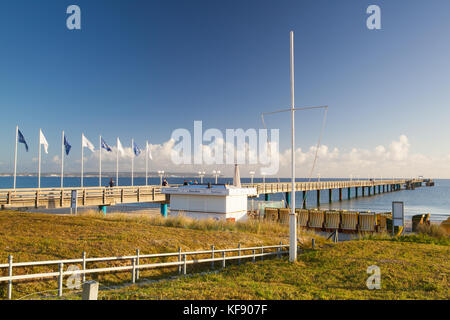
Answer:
[{"xmin": 50, "ymin": 134, "xmax": 449, "ymax": 179}]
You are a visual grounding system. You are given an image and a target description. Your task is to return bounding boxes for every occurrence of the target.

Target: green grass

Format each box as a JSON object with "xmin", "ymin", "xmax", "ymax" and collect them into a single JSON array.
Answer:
[
  {"xmin": 0, "ymin": 210, "xmax": 322, "ymax": 300},
  {"xmin": 3, "ymin": 210, "xmax": 448, "ymax": 300},
  {"xmin": 90, "ymin": 240, "xmax": 450, "ymax": 300},
  {"xmin": 361, "ymin": 225, "xmax": 450, "ymax": 246}
]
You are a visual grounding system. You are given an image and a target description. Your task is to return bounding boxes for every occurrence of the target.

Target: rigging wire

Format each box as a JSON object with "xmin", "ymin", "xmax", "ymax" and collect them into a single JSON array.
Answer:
[{"xmin": 260, "ymin": 105, "xmax": 328, "ymax": 209}]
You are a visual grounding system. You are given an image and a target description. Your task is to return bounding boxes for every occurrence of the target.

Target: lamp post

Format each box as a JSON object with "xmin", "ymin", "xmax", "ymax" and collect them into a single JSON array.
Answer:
[
  {"xmin": 249, "ymin": 171, "xmax": 255, "ymax": 185},
  {"xmin": 158, "ymin": 170, "xmax": 164, "ymax": 186},
  {"xmin": 212, "ymin": 170, "xmax": 220, "ymax": 184},
  {"xmin": 198, "ymin": 171, "xmax": 205, "ymax": 184}
]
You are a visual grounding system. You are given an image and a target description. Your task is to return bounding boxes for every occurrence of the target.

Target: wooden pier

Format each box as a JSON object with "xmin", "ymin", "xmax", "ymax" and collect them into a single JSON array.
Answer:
[{"xmin": 0, "ymin": 178, "xmax": 430, "ymax": 211}]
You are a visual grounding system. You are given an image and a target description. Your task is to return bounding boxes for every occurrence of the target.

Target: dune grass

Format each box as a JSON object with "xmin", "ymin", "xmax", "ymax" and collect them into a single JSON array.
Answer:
[
  {"xmin": 0, "ymin": 210, "xmax": 323, "ymax": 300},
  {"xmin": 361, "ymin": 224, "xmax": 450, "ymax": 246},
  {"xmin": 70, "ymin": 240, "xmax": 449, "ymax": 300}
]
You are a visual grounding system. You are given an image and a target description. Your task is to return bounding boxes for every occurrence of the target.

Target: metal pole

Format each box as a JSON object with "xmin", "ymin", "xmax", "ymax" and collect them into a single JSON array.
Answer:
[
  {"xmin": 13, "ymin": 126, "xmax": 18, "ymax": 189},
  {"xmin": 183, "ymin": 254, "xmax": 187, "ymax": 275},
  {"xmin": 61, "ymin": 131, "xmax": 64, "ymax": 188},
  {"xmin": 116, "ymin": 137, "xmax": 119, "ymax": 187},
  {"xmin": 58, "ymin": 263, "xmax": 64, "ymax": 297},
  {"xmin": 252, "ymin": 249, "xmax": 256, "ymax": 262},
  {"xmin": 99, "ymin": 135, "xmax": 102, "ymax": 187},
  {"xmin": 222, "ymin": 251, "xmax": 226, "ymax": 268},
  {"xmin": 38, "ymin": 129, "xmax": 41, "ymax": 189},
  {"xmin": 145, "ymin": 141, "xmax": 148, "ymax": 186},
  {"xmin": 131, "ymin": 139, "xmax": 134, "ymax": 186},
  {"xmin": 289, "ymin": 30, "xmax": 297, "ymax": 262},
  {"xmin": 8, "ymin": 255, "xmax": 13, "ymax": 300},
  {"xmin": 81, "ymin": 133, "xmax": 84, "ymax": 188}
]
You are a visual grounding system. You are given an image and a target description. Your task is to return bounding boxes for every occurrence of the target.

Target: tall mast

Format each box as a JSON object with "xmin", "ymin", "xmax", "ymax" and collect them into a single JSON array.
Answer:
[{"xmin": 289, "ymin": 31, "xmax": 297, "ymax": 262}]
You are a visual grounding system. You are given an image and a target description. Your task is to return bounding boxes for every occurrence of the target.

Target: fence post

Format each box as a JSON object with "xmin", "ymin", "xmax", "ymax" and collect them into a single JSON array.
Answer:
[
  {"xmin": 238, "ymin": 243, "xmax": 241, "ymax": 265},
  {"xmin": 82, "ymin": 251, "xmax": 86, "ymax": 283},
  {"xmin": 183, "ymin": 254, "xmax": 187, "ymax": 275},
  {"xmin": 261, "ymin": 245, "xmax": 264, "ymax": 261},
  {"xmin": 178, "ymin": 247, "xmax": 182, "ymax": 274},
  {"xmin": 211, "ymin": 245, "xmax": 215, "ymax": 270},
  {"xmin": 278, "ymin": 241, "xmax": 282, "ymax": 259},
  {"xmin": 7, "ymin": 255, "xmax": 13, "ymax": 300},
  {"xmin": 136, "ymin": 249, "xmax": 140, "ymax": 280},
  {"xmin": 131, "ymin": 258, "xmax": 136, "ymax": 284},
  {"xmin": 222, "ymin": 251, "xmax": 226, "ymax": 268},
  {"xmin": 252, "ymin": 249, "xmax": 256, "ymax": 262},
  {"xmin": 58, "ymin": 263, "xmax": 64, "ymax": 297},
  {"xmin": 312, "ymin": 238, "xmax": 315, "ymax": 250}
]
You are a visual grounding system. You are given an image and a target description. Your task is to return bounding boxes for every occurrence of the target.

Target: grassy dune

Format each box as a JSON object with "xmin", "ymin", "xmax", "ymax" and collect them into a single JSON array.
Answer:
[
  {"xmin": 95, "ymin": 240, "xmax": 450, "ymax": 300},
  {"xmin": 0, "ymin": 210, "xmax": 321, "ymax": 300},
  {"xmin": 1, "ymin": 210, "xmax": 448, "ymax": 300}
]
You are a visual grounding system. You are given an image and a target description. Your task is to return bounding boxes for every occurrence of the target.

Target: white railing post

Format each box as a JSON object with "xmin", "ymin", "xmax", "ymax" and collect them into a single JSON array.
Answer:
[
  {"xmin": 7, "ymin": 255, "xmax": 12, "ymax": 300},
  {"xmin": 136, "ymin": 249, "xmax": 140, "ymax": 280},
  {"xmin": 261, "ymin": 245, "xmax": 264, "ymax": 261},
  {"xmin": 278, "ymin": 241, "xmax": 282, "ymax": 259},
  {"xmin": 222, "ymin": 251, "xmax": 226, "ymax": 268},
  {"xmin": 58, "ymin": 263, "xmax": 64, "ymax": 297},
  {"xmin": 183, "ymin": 254, "xmax": 187, "ymax": 275},
  {"xmin": 131, "ymin": 258, "xmax": 136, "ymax": 284},
  {"xmin": 211, "ymin": 245, "xmax": 215, "ymax": 270},
  {"xmin": 238, "ymin": 243, "xmax": 241, "ymax": 265},
  {"xmin": 252, "ymin": 249, "xmax": 256, "ymax": 262},
  {"xmin": 178, "ymin": 247, "xmax": 182, "ymax": 274},
  {"xmin": 82, "ymin": 251, "xmax": 86, "ymax": 283}
]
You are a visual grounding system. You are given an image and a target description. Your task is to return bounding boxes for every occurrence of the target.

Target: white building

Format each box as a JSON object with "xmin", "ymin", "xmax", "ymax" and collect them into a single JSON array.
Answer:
[{"xmin": 162, "ymin": 184, "xmax": 257, "ymax": 222}]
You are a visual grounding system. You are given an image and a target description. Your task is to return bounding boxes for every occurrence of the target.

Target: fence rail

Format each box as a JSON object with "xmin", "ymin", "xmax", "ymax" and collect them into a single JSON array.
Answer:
[{"xmin": 0, "ymin": 243, "xmax": 288, "ymax": 300}]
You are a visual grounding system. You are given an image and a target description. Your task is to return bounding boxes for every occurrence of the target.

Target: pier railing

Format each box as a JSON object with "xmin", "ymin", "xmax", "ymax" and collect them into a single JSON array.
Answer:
[
  {"xmin": 0, "ymin": 185, "xmax": 166, "ymax": 209},
  {"xmin": 0, "ymin": 179, "xmax": 424, "ymax": 209},
  {"xmin": 0, "ymin": 243, "xmax": 288, "ymax": 300},
  {"xmin": 242, "ymin": 179, "xmax": 413, "ymax": 195}
]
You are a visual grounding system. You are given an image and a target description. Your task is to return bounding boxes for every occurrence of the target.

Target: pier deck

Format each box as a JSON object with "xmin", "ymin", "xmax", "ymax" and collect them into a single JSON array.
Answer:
[{"xmin": 0, "ymin": 179, "xmax": 429, "ymax": 210}]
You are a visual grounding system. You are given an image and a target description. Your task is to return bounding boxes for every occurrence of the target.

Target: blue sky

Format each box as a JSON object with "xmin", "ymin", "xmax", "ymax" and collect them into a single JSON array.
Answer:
[{"xmin": 0, "ymin": 0, "xmax": 449, "ymax": 177}]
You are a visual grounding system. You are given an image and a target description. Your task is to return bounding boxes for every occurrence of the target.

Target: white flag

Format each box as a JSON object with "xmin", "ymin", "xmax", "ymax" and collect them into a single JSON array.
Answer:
[
  {"xmin": 82, "ymin": 134, "xmax": 95, "ymax": 152},
  {"xmin": 39, "ymin": 129, "xmax": 49, "ymax": 154},
  {"xmin": 117, "ymin": 138, "xmax": 125, "ymax": 156}
]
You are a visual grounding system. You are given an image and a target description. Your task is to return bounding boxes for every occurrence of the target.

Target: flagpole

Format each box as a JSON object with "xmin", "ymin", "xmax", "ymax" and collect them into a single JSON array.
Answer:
[
  {"xmin": 38, "ymin": 129, "xmax": 42, "ymax": 189},
  {"xmin": 145, "ymin": 141, "xmax": 148, "ymax": 186},
  {"xmin": 13, "ymin": 126, "xmax": 18, "ymax": 189},
  {"xmin": 99, "ymin": 135, "xmax": 102, "ymax": 187},
  {"xmin": 289, "ymin": 31, "xmax": 297, "ymax": 262},
  {"xmin": 61, "ymin": 131, "xmax": 64, "ymax": 188},
  {"xmin": 131, "ymin": 139, "xmax": 134, "ymax": 186},
  {"xmin": 116, "ymin": 137, "xmax": 119, "ymax": 187},
  {"xmin": 81, "ymin": 133, "xmax": 84, "ymax": 188}
]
